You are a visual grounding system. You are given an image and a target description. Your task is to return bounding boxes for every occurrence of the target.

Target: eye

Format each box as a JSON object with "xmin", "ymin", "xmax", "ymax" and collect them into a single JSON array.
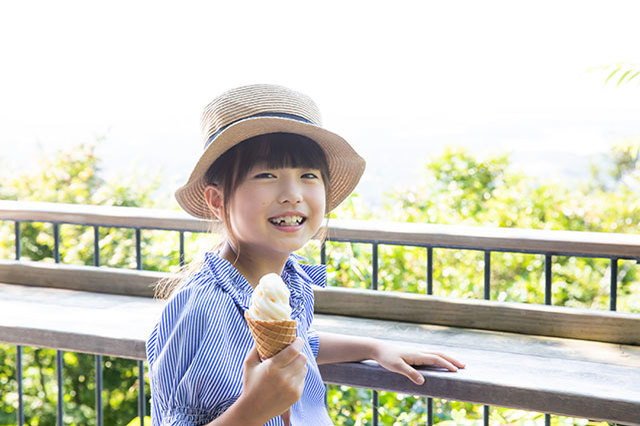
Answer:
[
  {"xmin": 253, "ymin": 172, "xmax": 276, "ymax": 179},
  {"xmin": 301, "ymin": 171, "xmax": 320, "ymax": 179}
]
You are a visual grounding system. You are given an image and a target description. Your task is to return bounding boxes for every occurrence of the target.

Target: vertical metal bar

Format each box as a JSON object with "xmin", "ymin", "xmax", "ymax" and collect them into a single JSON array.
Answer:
[
  {"xmin": 426, "ymin": 247, "xmax": 433, "ymax": 295},
  {"xmin": 94, "ymin": 227, "xmax": 103, "ymax": 426},
  {"xmin": 372, "ymin": 389, "xmax": 379, "ymax": 426},
  {"xmin": 371, "ymin": 242, "xmax": 379, "ymax": 425},
  {"xmin": 482, "ymin": 252, "xmax": 492, "ymax": 423},
  {"xmin": 53, "ymin": 223, "xmax": 60, "ymax": 263},
  {"xmin": 57, "ymin": 350, "xmax": 64, "ymax": 425},
  {"xmin": 138, "ymin": 360, "xmax": 146, "ymax": 423},
  {"xmin": 15, "ymin": 221, "xmax": 21, "ymax": 259},
  {"xmin": 54, "ymin": 218, "xmax": 62, "ymax": 426},
  {"xmin": 544, "ymin": 229, "xmax": 552, "ymax": 426},
  {"xmin": 179, "ymin": 231, "xmax": 185, "ymax": 267},
  {"xmin": 324, "ymin": 385, "xmax": 329, "ymax": 409},
  {"xmin": 426, "ymin": 247, "xmax": 434, "ymax": 426},
  {"xmin": 94, "ymin": 226, "xmax": 100, "ymax": 266},
  {"xmin": 483, "ymin": 405, "xmax": 489, "ymax": 426},
  {"xmin": 610, "ymin": 258, "xmax": 618, "ymax": 311},
  {"xmin": 17, "ymin": 345, "xmax": 24, "ymax": 426},
  {"xmin": 484, "ymin": 251, "xmax": 491, "ymax": 300},
  {"xmin": 320, "ymin": 242, "xmax": 326, "ymax": 265},
  {"xmin": 95, "ymin": 355, "xmax": 103, "ymax": 426},
  {"xmin": 136, "ymin": 228, "xmax": 142, "ymax": 270},
  {"xmin": 14, "ymin": 221, "xmax": 24, "ymax": 425},
  {"xmin": 544, "ymin": 254, "xmax": 552, "ymax": 305},
  {"xmin": 371, "ymin": 243, "xmax": 378, "ymax": 290}
]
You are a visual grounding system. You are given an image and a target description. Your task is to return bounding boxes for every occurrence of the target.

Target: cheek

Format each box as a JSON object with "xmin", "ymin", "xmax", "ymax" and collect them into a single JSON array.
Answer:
[
  {"xmin": 311, "ymin": 186, "xmax": 327, "ymax": 214},
  {"xmin": 227, "ymin": 191, "xmax": 260, "ymax": 229},
  {"xmin": 236, "ymin": 186, "xmax": 268, "ymax": 209}
]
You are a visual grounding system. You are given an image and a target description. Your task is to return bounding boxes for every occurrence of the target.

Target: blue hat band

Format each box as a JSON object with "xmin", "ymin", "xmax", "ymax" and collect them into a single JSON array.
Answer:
[{"xmin": 204, "ymin": 112, "xmax": 314, "ymax": 149}]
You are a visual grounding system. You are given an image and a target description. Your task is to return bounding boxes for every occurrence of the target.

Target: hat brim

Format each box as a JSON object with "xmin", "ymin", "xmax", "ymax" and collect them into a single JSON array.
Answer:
[{"xmin": 175, "ymin": 116, "xmax": 366, "ymax": 219}]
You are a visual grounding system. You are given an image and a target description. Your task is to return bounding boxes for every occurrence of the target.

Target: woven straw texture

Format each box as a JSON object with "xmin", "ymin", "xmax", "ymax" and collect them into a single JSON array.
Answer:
[
  {"xmin": 175, "ymin": 84, "xmax": 366, "ymax": 219},
  {"xmin": 244, "ymin": 311, "xmax": 297, "ymax": 359}
]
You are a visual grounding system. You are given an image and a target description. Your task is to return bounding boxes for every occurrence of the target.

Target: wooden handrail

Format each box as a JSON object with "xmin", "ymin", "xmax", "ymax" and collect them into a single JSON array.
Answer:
[
  {"xmin": 0, "ymin": 200, "xmax": 210, "ymax": 232},
  {"xmin": 2, "ymin": 260, "xmax": 639, "ymax": 345},
  {"xmin": 1, "ymin": 281, "xmax": 639, "ymax": 423},
  {"xmin": 2, "ymin": 200, "xmax": 640, "ymax": 259}
]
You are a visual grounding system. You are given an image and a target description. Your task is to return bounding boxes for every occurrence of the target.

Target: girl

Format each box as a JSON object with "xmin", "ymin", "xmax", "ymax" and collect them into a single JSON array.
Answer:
[{"xmin": 146, "ymin": 84, "xmax": 465, "ymax": 426}]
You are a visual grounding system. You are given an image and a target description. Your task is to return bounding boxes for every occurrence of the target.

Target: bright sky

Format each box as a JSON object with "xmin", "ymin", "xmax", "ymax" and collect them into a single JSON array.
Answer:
[{"xmin": 1, "ymin": 0, "xmax": 639, "ymax": 202}]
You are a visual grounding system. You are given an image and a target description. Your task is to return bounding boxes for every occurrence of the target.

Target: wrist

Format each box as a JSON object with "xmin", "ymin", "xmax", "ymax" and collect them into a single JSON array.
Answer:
[
  {"xmin": 211, "ymin": 394, "xmax": 268, "ymax": 426},
  {"xmin": 366, "ymin": 338, "xmax": 383, "ymax": 361}
]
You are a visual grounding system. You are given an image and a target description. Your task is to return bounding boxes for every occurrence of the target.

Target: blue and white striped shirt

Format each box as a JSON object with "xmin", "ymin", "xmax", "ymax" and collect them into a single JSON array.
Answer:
[{"xmin": 146, "ymin": 252, "xmax": 333, "ymax": 426}]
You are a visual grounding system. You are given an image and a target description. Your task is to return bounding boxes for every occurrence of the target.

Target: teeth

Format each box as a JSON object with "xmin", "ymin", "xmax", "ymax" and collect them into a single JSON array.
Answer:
[{"xmin": 269, "ymin": 215, "xmax": 304, "ymax": 226}]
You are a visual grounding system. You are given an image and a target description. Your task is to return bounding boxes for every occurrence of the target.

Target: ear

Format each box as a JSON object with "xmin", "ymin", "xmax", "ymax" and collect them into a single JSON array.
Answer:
[{"xmin": 204, "ymin": 185, "xmax": 224, "ymax": 220}]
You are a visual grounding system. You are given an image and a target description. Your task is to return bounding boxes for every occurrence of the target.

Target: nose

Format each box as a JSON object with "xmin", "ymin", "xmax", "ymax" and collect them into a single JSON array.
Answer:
[{"xmin": 277, "ymin": 177, "xmax": 303, "ymax": 205}]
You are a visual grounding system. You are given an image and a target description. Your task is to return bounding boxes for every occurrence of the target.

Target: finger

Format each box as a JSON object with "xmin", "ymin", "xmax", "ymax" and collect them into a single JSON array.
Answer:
[
  {"xmin": 294, "ymin": 367, "xmax": 307, "ymax": 394},
  {"xmin": 271, "ymin": 337, "xmax": 304, "ymax": 367},
  {"xmin": 424, "ymin": 352, "xmax": 465, "ymax": 369},
  {"xmin": 291, "ymin": 351, "xmax": 308, "ymax": 371},
  {"xmin": 290, "ymin": 363, "xmax": 308, "ymax": 394},
  {"xmin": 415, "ymin": 354, "xmax": 458, "ymax": 372},
  {"xmin": 243, "ymin": 344, "xmax": 261, "ymax": 367},
  {"xmin": 291, "ymin": 359, "xmax": 308, "ymax": 380},
  {"xmin": 444, "ymin": 354, "xmax": 466, "ymax": 369},
  {"xmin": 394, "ymin": 361, "xmax": 425, "ymax": 385},
  {"xmin": 281, "ymin": 350, "xmax": 308, "ymax": 379}
]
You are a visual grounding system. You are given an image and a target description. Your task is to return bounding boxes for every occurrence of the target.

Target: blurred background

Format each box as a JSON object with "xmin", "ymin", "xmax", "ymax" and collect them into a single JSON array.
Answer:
[
  {"xmin": 1, "ymin": 1, "xmax": 639, "ymax": 425},
  {"xmin": 1, "ymin": 0, "xmax": 639, "ymax": 206}
]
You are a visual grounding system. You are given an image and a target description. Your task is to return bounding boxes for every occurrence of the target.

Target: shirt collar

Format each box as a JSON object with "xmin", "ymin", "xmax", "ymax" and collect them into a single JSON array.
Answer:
[{"xmin": 202, "ymin": 252, "xmax": 322, "ymax": 320}]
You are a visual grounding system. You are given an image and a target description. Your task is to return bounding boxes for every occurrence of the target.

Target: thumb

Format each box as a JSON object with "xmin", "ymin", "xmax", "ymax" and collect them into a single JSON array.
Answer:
[
  {"xmin": 244, "ymin": 344, "xmax": 261, "ymax": 367},
  {"xmin": 396, "ymin": 362, "xmax": 425, "ymax": 385}
]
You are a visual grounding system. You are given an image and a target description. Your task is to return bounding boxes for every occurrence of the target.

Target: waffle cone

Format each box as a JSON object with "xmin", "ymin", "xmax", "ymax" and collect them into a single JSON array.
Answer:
[{"xmin": 244, "ymin": 311, "xmax": 297, "ymax": 359}]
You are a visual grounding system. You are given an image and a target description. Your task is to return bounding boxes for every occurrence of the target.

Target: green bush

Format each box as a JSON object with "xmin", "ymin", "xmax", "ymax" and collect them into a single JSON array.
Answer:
[{"xmin": 3, "ymin": 140, "xmax": 639, "ymax": 425}]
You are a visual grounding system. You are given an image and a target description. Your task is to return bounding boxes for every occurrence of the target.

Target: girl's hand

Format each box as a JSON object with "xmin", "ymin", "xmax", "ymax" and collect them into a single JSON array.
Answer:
[
  {"xmin": 373, "ymin": 344, "xmax": 465, "ymax": 385},
  {"xmin": 238, "ymin": 337, "xmax": 308, "ymax": 423}
]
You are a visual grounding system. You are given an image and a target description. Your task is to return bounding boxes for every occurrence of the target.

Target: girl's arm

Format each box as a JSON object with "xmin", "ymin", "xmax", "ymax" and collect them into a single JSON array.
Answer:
[
  {"xmin": 316, "ymin": 331, "xmax": 465, "ymax": 385},
  {"xmin": 206, "ymin": 396, "xmax": 262, "ymax": 426}
]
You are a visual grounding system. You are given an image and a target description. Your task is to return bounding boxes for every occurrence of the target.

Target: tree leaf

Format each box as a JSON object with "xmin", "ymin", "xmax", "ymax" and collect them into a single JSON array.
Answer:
[
  {"xmin": 617, "ymin": 70, "xmax": 632, "ymax": 86},
  {"xmin": 605, "ymin": 66, "xmax": 621, "ymax": 84},
  {"xmin": 627, "ymin": 71, "xmax": 640, "ymax": 83}
]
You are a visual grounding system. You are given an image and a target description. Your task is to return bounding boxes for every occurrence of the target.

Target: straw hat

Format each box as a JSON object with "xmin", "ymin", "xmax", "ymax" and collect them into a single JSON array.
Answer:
[{"xmin": 175, "ymin": 84, "xmax": 366, "ymax": 219}]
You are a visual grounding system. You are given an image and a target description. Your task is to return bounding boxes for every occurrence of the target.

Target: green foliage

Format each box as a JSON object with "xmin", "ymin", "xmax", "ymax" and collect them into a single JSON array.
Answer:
[
  {"xmin": 326, "ymin": 385, "xmax": 372, "ymax": 425},
  {"xmin": 0, "ymin": 143, "xmax": 164, "ymax": 425},
  {"xmin": 2, "ymin": 140, "xmax": 637, "ymax": 424},
  {"xmin": 0, "ymin": 347, "xmax": 148, "ymax": 426},
  {"xmin": 598, "ymin": 62, "xmax": 640, "ymax": 86},
  {"xmin": 322, "ymin": 145, "xmax": 638, "ymax": 424},
  {"xmin": 326, "ymin": 145, "xmax": 640, "ymax": 312}
]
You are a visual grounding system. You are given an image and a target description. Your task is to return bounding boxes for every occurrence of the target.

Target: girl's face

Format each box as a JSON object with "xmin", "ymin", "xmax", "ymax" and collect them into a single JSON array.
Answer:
[{"xmin": 227, "ymin": 164, "xmax": 326, "ymax": 259}]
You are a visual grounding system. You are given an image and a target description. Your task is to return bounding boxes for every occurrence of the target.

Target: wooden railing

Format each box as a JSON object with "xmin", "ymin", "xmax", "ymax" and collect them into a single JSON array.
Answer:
[
  {"xmin": 3, "ymin": 200, "xmax": 640, "ymax": 258},
  {"xmin": 1, "ymin": 200, "xmax": 640, "ymax": 425}
]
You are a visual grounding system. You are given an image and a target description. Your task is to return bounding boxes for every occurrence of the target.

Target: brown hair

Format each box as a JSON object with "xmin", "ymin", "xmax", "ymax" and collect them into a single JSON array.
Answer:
[{"xmin": 155, "ymin": 132, "xmax": 330, "ymax": 299}]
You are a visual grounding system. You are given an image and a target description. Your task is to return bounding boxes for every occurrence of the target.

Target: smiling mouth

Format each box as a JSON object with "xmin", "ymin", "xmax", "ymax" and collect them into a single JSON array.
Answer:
[{"xmin": 268, "ymin": 215, "xmax": 306, "ymax": 226}]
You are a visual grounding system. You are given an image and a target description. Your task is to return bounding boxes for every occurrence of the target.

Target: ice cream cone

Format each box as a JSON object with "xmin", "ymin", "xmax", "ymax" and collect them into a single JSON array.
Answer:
[{"xmin": 244, "ymin": 311, "xmax": 297, "ymax": 359}]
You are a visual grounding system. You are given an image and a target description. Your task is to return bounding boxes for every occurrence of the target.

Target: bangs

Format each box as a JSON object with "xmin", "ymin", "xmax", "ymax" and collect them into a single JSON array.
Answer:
[
  {"xmin": 237, "ymin": 132, "xmax": 327, "ymax": 173},
  {"xmin": 204, "ymin": 132, "xmax": 331, "ymax": 192}
]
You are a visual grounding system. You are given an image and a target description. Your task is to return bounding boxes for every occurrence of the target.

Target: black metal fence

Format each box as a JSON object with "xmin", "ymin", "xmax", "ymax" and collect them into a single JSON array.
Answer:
[{"xmin": 4, "ymin": 206, "xmax": 638, "ymax": 425}]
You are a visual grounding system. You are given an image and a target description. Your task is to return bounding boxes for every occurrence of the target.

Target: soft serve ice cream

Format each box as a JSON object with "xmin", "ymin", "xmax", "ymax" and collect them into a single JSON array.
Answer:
[
  {"xmin": 244, "ymin": 273, "xmax": 297, "ymax": 359},
  {"xmin": 247, "ymin": 273, "xmax": 292, "ymax": 321}
]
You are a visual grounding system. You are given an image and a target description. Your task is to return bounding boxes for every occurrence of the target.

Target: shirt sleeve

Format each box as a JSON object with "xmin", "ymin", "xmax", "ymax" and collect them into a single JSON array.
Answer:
[
  {"xmin": 297, "ymin": 262, "xmax": 327, "ymax": 288},
  {"xmin": 296, "ymin": 261, "xmax": 326, "ymax": 359},
  {"xmin": 147, "ymin": 282, "xmax": 244, "ymax": 425},
  {"xmin": 307, "ymin": 327, "xmax": 321, "ymax": 358}
]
